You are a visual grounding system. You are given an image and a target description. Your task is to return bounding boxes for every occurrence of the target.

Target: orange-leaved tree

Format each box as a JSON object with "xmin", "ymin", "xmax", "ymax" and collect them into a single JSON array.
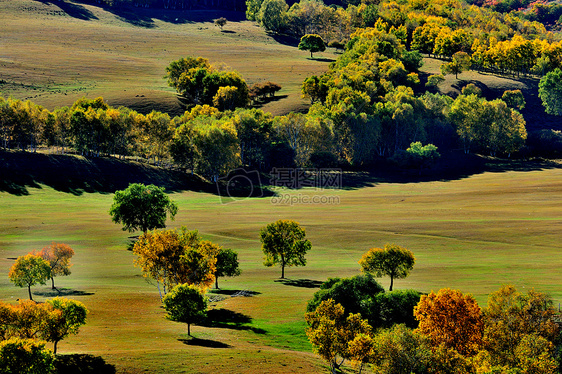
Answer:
[
  {"xmin": 414, "ymin": 288, "xmax": 483, "ymax": 356},
  {"xmin": 36, "ymin": 242, "xmax": 74, "ymax": 290}
]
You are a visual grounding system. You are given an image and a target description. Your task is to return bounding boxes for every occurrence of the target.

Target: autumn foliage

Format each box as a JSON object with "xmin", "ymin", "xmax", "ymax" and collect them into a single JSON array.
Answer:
[{"xmin": 414, "ymin": 288, "xmax": 484, "ymax": 356}]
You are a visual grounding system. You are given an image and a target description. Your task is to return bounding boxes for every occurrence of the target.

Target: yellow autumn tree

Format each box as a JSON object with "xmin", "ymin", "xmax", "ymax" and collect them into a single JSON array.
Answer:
[
  {"xmin": 133, "ymin": 227, "xmax": 219, "ymax": 298},
  {"xmin": 305, "ymin": 299, "xmax": 372, "ymax": 374}
]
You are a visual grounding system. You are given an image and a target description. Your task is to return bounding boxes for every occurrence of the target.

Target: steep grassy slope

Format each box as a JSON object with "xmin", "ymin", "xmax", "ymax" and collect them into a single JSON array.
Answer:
[{"xmin": 0, "ymin": 0, "xmax": 335, "ymax": 116}]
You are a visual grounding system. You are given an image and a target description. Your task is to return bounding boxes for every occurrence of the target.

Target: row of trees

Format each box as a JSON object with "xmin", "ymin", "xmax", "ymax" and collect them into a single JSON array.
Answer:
[{"xmin": 9, "ymin": 243, "xmax": 75, "ymax": 301}]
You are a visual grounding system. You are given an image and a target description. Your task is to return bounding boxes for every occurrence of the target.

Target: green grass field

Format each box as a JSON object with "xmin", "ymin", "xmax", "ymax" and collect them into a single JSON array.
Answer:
[{"xmin": 1, "ymin": 161, "xmax": 561, "ymax": 373}]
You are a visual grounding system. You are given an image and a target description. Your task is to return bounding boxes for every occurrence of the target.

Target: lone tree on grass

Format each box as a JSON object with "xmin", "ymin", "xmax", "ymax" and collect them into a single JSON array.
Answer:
[
  {"xmin": 109, "ymin": 183, "xmax": 178, "ymax": 234},
  {"xmin": 35, "ymin": 242, "xmax": 74, "ymax": 290},
  {"xmin": 163, "ymin": 284, "xmax": 207, "ymax": 336},
  {"xmin": 214, "ymin": 17, "xmax": 227, "ymax": 30},
  {"xmin": 214, "ymin": 247, "xmax": 241, "ymax": 289},
  {"xmin": 260, "ymin": 219, "xmax": 311, "ymax": 279},
  {"xmin": 298, "ymin": 34, "xmax": 326, "ymax": 59},
  {"xmin": 9, "ymin": 254, "xmax": 51, "ymax": 301},
  {"xmin": 359, "ymin": 244, "xmax": 415, "ymax": 291},
  {"xmin": 440, "ymin": 51, "xmax": 471, "ymax": 79}
]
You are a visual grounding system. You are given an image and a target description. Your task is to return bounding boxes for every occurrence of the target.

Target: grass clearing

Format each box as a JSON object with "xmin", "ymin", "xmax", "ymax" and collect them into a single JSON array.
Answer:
[{"xmin": 1, "ymin": 165, "xmax": 562, "ymax": 373}]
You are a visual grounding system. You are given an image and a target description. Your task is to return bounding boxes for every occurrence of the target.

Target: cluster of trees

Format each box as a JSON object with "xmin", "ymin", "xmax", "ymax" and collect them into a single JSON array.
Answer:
[
  {"xmin": 165, "ymin": 57, "xmax": 250, "ymax": 111},
  {"xmin": 305, "ymin": 244, "xmax": 562, "ymax": 373},
  {"xmin": 9, "ymin": 243, "xmax": 75, "ymax": 300},
  {"xmin": 1, "ymin": 245, "xmax": 86, "ymax": 373},
  {"xmin": 0, "ymin": 298, "xmax": 88, "ymax": 355},
  {"xmin": 307, "ymin": 282, "xmax": 561, "ymax": 373}
]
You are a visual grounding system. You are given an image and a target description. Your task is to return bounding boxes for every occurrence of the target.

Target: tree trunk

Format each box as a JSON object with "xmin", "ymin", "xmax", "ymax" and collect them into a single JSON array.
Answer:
[
  {"xmin": 51, "ymin": 276, "xmax": 56, "ymax": 290},
  {"xmin": 54, "ymin": 340, "xmax": 58, "ymax": 355},
  {"xmin": 28, "ymin": 285, "xmax": 33, "ymax": 301},
  {"xmin": 187, "ymin": 323, "xmax": 191, "ymax": 336},
  {"xmin": 389, "ymin": 276, "xmax": 394, "ymax": 291},
  {"xmin": 310, "ymin": 51, "xmax": 313, "ymax": 59},
  {"xmin": 215, "ymin": 276, "xmax": 219, "ymax": 289}
]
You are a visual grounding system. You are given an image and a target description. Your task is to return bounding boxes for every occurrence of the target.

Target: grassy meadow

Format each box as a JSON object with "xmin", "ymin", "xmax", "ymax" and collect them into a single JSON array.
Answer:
[
  {"xmin": 1, "ymin": 161, "xmax": 562, "ymax": 373},
  {"xmin": 0, "ymin": 0, "xmax": 335, "ymax": 116}
]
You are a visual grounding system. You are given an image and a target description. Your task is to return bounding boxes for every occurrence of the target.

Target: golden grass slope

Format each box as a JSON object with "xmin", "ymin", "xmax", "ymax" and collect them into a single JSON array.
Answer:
[{"xmin": 0, "ymin": 0, "xmax": 334, "ymax": 116}]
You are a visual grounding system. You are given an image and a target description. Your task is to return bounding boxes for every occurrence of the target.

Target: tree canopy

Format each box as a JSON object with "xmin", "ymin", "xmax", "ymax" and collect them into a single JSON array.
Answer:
[
  {"xmin": 538, "ymin": 68, "xmax": 562, "ymax": 115},
  {"xmin": 35, "ymin": 243, "xmax": 74, "ymax": 290},
  {"xmin": 109, "ymin": 183, "xmax": 178, "ymax": 234},
  {"xmin": 214, "ymin": 247, "xmax": 241, "ymax": 289},
  {"xmin": 40, "ymin": 298, "xmax": 88, "ymax": 354},
  {"xmin": 298, "ymin": 34, "xmax": 326, "ymax": 58},
  {"xmin": 359, "ymin": 244, "xmax": 415, "ymax": 291},
  {"xmin": 162, "ymin": 284, "xmax": 207, "ymax": 336},
  {"xmin": 260, "ymin": 219, "xmax": 312, "ymax": 278},
  {"xmin": 8, "ymin": 255, "xmax": 51, "ymax": 301}
]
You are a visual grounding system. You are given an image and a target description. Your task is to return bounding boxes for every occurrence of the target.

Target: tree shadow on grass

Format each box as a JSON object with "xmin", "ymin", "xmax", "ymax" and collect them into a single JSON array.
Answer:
[
  {"xmin": 34, "ymin": 288, "xmax": 95, "ymax": 297},
  {"xmin": 274, "ymin": 278, "xmax": 323, "ymax": 288},
  {"xmin": 209, "ymin": 289, "xmax": 261, "ymax": 297},
  {"xmin": 55, "ymin": 354, "xmax": 116, "ymax": 374},
  {"xmin": 201, "ymin": 308, "xmax": 267, "ymax": 334},
  {"xmin": 307, "ymin": 57, "xmax": 336, "ymax": 63},
  {"xmin": 179, "ymin": 337, "xmax": 231, "ymax": 348},
  {"xmin": 33, "ymin": 0, "xmax": 98, "ymax": 20}
]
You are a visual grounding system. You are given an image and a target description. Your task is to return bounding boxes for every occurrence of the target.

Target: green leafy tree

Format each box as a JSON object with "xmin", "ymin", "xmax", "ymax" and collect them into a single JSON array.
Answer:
[
  {"xmin": 441, "ymin": 51, "xmax": 471, "ymax": 79},
  {"xmin": 162, "ymin": 284, "xmax": 207, "ymax": 336},
  {"xmin": 307, "ymin": 274, "xmax": 385, "ymax": 321},
  {"xmin": 245, "ymin": 0, "xmax": 264, "ymax": 21},
  {"xmin": 299, "ymin": 34, "xmax": 326, "ymax": 58},
  {"xmin": 359, "ymin": 244, "xmax": 415, "ymax": 291},
  {"xmin": 8, "ymin": 255, "xmax": 51, "ymax": 301},
  {"xmin": 214, "ymin": 248, "xmax": 241, "ymax": 289},
  {"xmin": 0, "ymin": 338, "xmax": 55, "ymax": 374},
  {"xmin": 393, "ymin": 142, "xmax": 440, "ymax": 172},
  {"xmin": 538, "ymin": 68, "xmax": 562, "ymax": 115},
  {"xmin": 260, "ymin": 219, "xmax": 312, "ymax": 278},
  {"xmin": 258, "ymin": 0, "xmax": 288, "ymax": 32},
  {"xmin": 301, "ymin": 75, "xmax": 329, "ymax": 104},
  {"xmin": 35, "ymin": 243, "xmax": 74, "ymax": 290},
  {"xmin": 40, "ymin": 298, "xmax": 88, "ymax": 354},
  {"xmin": 109, "ymin": 183, "xmax": 178, "ymax": 234}
]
